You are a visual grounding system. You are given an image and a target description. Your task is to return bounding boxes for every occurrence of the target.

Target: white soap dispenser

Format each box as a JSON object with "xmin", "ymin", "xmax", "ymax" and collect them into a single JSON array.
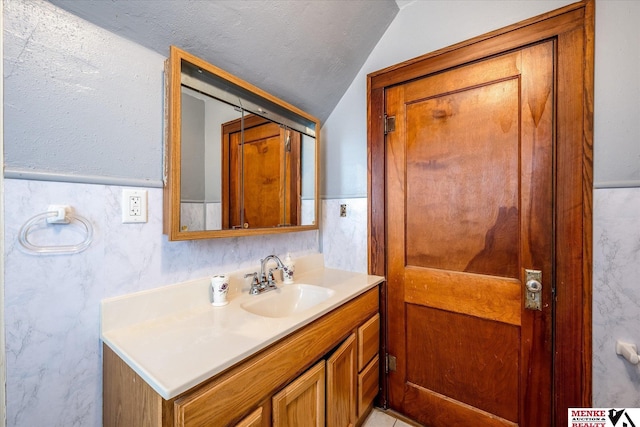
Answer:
[{"xmin": 283, "ymin": 253, "xmax": 295, "ymax": 284}]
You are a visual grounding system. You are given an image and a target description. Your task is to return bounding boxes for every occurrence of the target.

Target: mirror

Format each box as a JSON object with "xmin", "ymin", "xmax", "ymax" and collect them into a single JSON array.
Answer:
[{"xmin": 164, "ymin": 46, "xmax": 319, "ymax": 240}]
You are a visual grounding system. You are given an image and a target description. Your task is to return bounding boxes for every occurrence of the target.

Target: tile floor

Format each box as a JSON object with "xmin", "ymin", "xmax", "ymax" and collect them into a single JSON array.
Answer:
[{"xmin": 362, "ymin": 408, "xmax": 416, "ymax": 427}]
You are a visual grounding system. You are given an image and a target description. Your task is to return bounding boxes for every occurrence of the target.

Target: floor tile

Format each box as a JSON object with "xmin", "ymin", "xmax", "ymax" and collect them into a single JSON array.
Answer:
[{"xmin": 363, "ymin": 409, "xmax": 398, "ymax": 427}]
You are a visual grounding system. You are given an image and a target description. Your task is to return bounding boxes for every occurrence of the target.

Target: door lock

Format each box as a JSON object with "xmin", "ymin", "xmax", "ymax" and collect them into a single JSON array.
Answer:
[{"xmin": 525, "ymin": 269, "xmax": 543, "ymax": 311}]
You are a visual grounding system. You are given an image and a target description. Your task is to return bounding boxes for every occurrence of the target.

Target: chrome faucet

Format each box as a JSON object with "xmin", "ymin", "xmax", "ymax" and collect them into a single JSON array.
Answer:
[
  {"xmin": 244, "ymin": 255, "xmax": 285, "ymax": 295},
  {"xmin": 260, "ymin": 255, "xmax": 285, "ymax": 287}
]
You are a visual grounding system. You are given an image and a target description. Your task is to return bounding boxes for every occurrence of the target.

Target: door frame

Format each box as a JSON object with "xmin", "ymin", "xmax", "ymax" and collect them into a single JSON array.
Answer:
[{"xmin": 367, "ymin": 1, "xmax": 594, "ymax": 426}]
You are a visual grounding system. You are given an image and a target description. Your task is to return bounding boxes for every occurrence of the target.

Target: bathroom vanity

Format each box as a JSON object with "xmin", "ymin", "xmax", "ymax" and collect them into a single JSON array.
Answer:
[
  {"xmin": 102, "ymin": 255, "xmax": 383, "ymax": 426},
  {"xmin": 110, "ymin": 46, "xmax": 384, "ymax": 425}
]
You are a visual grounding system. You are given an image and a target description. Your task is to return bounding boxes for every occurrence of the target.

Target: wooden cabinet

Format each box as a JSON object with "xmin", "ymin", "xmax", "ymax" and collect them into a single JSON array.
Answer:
[
  {"xmin": 356, "ymin": 313, "xmax": 380, "ymax": 418},
  {"xmin": 357, "ymin": 356, "xmax": 379, "ymax": 419},
  {"xmin": 326, "ymin": 334, "xmax": 357, "ymax": 427},
  {"xmin": 235, "ymin": 407, "xmax": 264, "ymax": 427},
  {"xmin": 103, "ymin": 287, "xmax": 379, "ymax": 427},
  {"xmin": 325, "ymin": 314, "xmax": 380, "ymax": 426},
  {"xmin": 273, "ymin": 361, "xmax": 325, "ymax": 427},
  {"xmin": 357, "ymin": 314, "xmax": 379, "ymax": 371}
]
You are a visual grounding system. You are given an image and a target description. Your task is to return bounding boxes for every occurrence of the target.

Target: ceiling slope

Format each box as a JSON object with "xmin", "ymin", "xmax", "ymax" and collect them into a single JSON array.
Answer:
[{"xmin": 47, "ymin": 0, "xmax": 399, "ymax": 122}]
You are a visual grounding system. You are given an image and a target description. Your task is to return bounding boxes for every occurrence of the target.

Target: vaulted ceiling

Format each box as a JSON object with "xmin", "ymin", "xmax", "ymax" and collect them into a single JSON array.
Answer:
[{"xmin": 47, "ymin": 0, "xmax": 400, "ymax": 123}]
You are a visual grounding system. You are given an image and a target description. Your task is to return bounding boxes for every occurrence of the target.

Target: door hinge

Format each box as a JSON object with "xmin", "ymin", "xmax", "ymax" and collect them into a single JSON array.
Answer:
[
  {"xmin": 384, "ymin": 115, "xmax": 396, "ymax": 135},
  {"xmin": 385, "ymin": 353, "xmax": 397, "ymax": 373}
]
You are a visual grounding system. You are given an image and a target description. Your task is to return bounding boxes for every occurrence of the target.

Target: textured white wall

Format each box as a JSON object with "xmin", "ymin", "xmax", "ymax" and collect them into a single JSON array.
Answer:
[
  {"xmin": 1, "ymin": 2, "xmax": 6, "ymax": 426},
  {"xmin": 6, "ymin": 0, "xmax": 400, "ymax": 182},
  {"xmin": 3, "ymin": 0, "xmax": 165, "ymax": 186},
  {"xmin": 594, "ymin": 0, "xmax": 640, "ymax": 187}
]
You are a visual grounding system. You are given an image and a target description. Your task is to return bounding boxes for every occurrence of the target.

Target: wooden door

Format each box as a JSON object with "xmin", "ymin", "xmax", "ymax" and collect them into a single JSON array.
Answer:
[
  {"xmin": 272, "ymin": 360, "xmax": 325, "ymax": 427},
  {"xmin": 223, "ymin": 116, "xmax": 301, "ymax": 229},
  {"xmin": 386, "ymin": 42, "xmax": 554, "ymax": 427},
  {"xmin": 327, "ymin": 333, "xmax": 357, "ymax": 427}
]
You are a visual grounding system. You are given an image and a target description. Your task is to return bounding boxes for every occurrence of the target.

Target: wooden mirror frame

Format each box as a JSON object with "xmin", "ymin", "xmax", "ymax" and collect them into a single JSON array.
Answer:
[{"xmin": 163, "ymin": 46, "xmax": 320, "ymax": 240}]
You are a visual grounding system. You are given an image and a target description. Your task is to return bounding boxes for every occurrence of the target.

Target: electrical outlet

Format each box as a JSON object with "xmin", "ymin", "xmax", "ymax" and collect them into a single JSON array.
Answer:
[
  {"xmin": 129, "ymin": 196, "xmax": 141, "ymax": 216},
  {"xmin": 340, "ymin": 204, "xmax": 347, "ymax": 217},
  {"xmin": 122, "ymin": 189, "xmax": 148, "ymax": 223}
]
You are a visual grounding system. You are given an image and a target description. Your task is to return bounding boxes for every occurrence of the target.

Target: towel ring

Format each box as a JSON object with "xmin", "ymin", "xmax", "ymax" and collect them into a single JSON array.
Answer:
[{"xmin": 18, "ymin": 206, "xmax": 94, "ymax": 254}]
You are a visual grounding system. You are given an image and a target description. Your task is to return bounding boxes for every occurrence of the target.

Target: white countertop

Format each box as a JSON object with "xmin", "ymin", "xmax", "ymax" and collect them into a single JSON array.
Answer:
[{"xmin": 101, "ymin": 254, "xmax": 384, "ymax": 399}]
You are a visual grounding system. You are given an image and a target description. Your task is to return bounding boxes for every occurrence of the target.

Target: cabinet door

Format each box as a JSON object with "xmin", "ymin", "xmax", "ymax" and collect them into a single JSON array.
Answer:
[
  {"xmin": 235, "ymin": 407, "xmax": 263, "ymax": 427},
  {"xmin": 272, "ymin": 360, "xmax": 325, "ymax": 427},
  {"xmin": 327, "ymin": 333, "xmax": 357, "ymax": 427}
]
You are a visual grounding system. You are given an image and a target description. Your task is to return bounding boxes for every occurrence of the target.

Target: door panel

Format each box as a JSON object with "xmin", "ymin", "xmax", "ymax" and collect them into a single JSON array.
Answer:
[
  {"xmin": 228, "ymin": 120, "xmax": 301, "ymax": 229},
  {"xmin": 405, "ymin": 78, "xmax": 520, "ymax": 278},
  {"xmin": 386, "ymin": 42, "xmax": 554, "ymax": 427},
  {"xmin": 405, "ymin": 267, "xmax": 521, "ymax": 325},
  {"xmin": 406, "ymin": 305, "xmax": 519, "ymax": 421}
]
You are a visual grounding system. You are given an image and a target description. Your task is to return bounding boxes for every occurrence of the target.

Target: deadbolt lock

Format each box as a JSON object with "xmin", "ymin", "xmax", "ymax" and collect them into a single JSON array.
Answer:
[{"xmin": 525, "ymin": 269, "xmax": 543, "ymax": 311}]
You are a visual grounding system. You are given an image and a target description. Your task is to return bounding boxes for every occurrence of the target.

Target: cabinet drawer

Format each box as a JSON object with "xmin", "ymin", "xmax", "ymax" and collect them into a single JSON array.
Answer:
[
  {"xmin": 357, "ymin": 313, "xmax": 380, "ymax": 371},
  {"xmin": 357, "ymin": 355, "xmax": 379, "ymax": 418}
]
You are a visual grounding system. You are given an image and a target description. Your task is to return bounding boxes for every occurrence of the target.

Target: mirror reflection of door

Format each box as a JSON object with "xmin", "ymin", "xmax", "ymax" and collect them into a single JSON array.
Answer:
[{"xmin": 222, "ymin": 115, "xmax": 301, "ymax": 229}]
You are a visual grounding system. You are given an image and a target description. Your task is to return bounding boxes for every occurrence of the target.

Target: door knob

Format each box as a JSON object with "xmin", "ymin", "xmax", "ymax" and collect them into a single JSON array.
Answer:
[
  {"xmin": 526, "ymin": 278, "xmax": 542, "ymax": 293},
  {"xmin": 525, "ymin": 269, "xmax": 542, "ymax": 311}
]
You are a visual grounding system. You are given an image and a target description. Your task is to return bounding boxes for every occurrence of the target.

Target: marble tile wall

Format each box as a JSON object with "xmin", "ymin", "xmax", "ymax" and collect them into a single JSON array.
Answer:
[
  {"xmin": 302, "ymin": 199, "xmax": 316, "ymax": 227},
  {"xmin": 206, "ymin": 203, "xmax": 223, "ymax": 231},
  {"xmin": 592, "ymin": 187, "xmax": 640, "ymax": 408},
  {"xmin": 3, "ymin": 178, "xmax": 320, "ymax": 427},
  {"xmin": 321, "ymin": 197, "xmax": 368, "ymax": 273},
  {"xmin": 180, "ymin": 201, "xmax": 222, "ymax": 231},
  {"xmin": 181, "ymin": 200, "xmax": 317, "ymax": 232},
  {"xmin": 4, "ymin": 179, "xmax": 638, "ymax": 427}
]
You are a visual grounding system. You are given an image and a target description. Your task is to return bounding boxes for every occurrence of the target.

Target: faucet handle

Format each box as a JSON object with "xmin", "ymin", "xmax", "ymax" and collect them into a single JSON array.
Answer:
[
  {"xmin": 244, "ymin": 272, "xmax": 261, "ymax": 294},
  {"xmin": 266, "ymin": 268, "xmax": 278, "ymax": 288}
]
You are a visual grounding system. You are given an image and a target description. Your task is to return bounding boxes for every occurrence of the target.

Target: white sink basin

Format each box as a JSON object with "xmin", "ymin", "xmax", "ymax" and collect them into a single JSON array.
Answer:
[{"xmin": 241, "ymin": 284, "xmax": 335, "ymax": 318}]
